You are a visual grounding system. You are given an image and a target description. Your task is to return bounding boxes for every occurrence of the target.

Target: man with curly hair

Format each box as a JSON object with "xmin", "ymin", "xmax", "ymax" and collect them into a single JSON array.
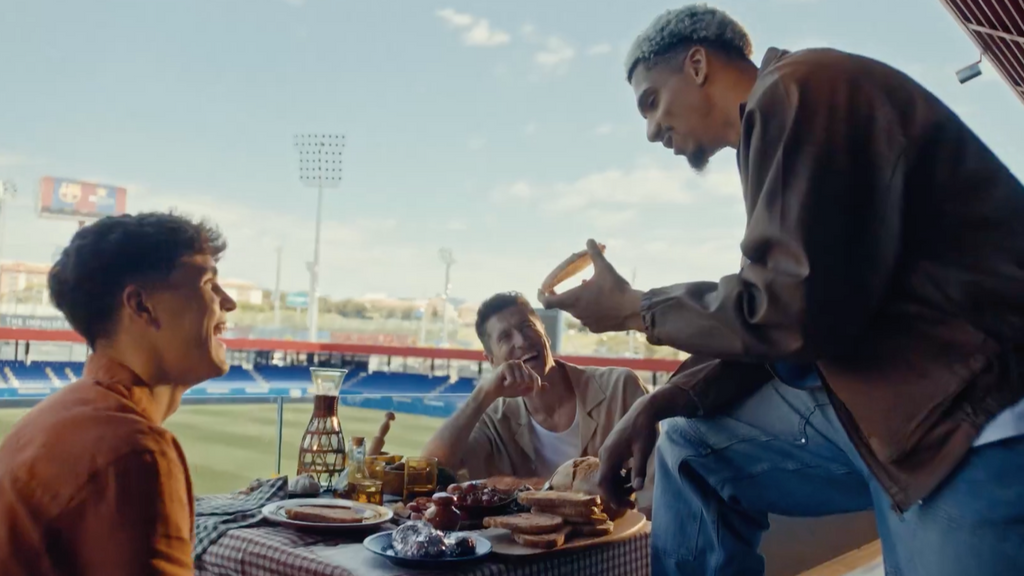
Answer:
[
  {"xmin": 540, "ymin": 4, "xmax": 1024, "ymax": 575},
  {"xmin": 0, "ymin": 213, "xmax": 237, "ymax": 575}
]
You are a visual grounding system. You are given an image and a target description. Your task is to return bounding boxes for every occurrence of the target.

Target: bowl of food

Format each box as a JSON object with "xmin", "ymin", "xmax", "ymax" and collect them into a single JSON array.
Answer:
[{"xmin": 446, "ymin": 482, "xmax": 517, "ymax": 522}]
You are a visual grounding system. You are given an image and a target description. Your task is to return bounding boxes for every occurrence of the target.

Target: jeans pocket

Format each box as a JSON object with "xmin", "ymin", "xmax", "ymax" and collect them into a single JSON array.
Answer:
[{"xmin": 681, "ymin": 381, "xmax": 818, "ymax": 455}]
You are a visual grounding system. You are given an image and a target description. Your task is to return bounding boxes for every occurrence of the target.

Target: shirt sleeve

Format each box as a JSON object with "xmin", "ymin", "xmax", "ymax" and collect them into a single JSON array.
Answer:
[
  {"xmin": 53, "ymin": 447, "xmax": 194, "ymax": 576},
  {"xmin": 641, "ymin": 69, "xmax": 907, "ymax": 362},
  {"xmin": 461, "ymin": 408, "xmax": 513, "ymax": 480}
]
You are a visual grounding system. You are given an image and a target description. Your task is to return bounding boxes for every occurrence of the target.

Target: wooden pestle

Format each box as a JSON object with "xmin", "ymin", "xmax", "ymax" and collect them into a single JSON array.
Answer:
[{"xmin": 367, "ymin": 411, "xmax": 396, "ymax": 456}]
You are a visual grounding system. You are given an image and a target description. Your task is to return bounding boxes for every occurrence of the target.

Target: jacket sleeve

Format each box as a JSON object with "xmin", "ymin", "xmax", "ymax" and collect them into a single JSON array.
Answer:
[
  {"xmin": 641, "ymin": 71, "xmax": 907, "ymax": 362},
  {"xmin": 662, "ymin": 355, "xmax": 773, "ymax": 418}
]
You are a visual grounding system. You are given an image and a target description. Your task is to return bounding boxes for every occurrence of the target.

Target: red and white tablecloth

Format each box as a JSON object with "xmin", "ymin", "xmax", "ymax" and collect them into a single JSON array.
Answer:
[{"xmin": 195, "ymin": 523, "xmax": 651, "ymax": 576}]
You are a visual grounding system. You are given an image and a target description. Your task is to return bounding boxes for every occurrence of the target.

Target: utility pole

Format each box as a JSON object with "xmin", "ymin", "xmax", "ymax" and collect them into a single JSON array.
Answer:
[
  {"xmin": 438, "ymin": 248, "xmax": 455, "ymax": 347},
  {"xmin": 0, "ymin": 181, "xmax": 16, "ymax": 318},
  {"xmin": 273, "ymin": 245, "xmax": 283, "ymax": 328},
  {"xmin": 294, "ymin": 134, "xmax": 344, "ymax": 343},
  {"xmin": 628, "ymin": 268, "xmax": 637, "ymax": 357}
]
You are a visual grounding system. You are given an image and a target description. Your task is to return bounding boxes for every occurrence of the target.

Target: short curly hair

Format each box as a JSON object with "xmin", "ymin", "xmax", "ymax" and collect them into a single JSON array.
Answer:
[
  {"xmin": 625, "ymin": 4, "xmax": 753, "ymax": 82},
  {"xmin": 48, "ymin": 212, "xmax": 227, "ymax": 347},
  {"xmin": 475, "ymin": 291, "xmax": 539, "ymax": 352}
]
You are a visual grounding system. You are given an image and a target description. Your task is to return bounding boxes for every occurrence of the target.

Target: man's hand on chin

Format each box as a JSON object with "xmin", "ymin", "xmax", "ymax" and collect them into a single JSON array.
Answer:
[{"xmin": 538, "ymin": 239, "xmax": 646, "ymax": 334}]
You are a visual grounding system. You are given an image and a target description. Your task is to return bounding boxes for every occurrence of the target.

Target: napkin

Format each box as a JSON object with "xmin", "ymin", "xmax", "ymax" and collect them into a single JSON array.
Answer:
[{"xmin": 193, "ymin": 476, "xmax": 290, "ymax": 560}]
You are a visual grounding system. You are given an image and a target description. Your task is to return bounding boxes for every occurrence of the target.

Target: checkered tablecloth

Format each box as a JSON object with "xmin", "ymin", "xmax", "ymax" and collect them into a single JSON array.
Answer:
[{"xmin": 195, "ymin": 523, "xmax": 651, "ymax": 576}]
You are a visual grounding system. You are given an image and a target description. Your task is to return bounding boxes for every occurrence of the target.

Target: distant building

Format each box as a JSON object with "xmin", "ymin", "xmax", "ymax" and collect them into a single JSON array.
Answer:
[
  {"xmin": 220, "ymin": 279, "xmax": 265, "ymax": 307},
  {"xmin": 0, "ymin": 261, "xmax": 51, "ymax": 302}
]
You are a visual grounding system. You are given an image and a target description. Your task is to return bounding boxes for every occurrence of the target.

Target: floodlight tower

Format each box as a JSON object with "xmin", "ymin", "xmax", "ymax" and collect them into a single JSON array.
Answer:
[
  {"xmin": 438, "ymin": 248, "xmax": 455, "ymax": 347},
  {"xmin": 294, "ymin": 134, "xmax": 344, "ymax": 343}
]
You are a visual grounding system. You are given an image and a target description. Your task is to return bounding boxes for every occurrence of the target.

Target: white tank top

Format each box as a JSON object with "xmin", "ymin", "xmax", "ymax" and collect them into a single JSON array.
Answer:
[{"xmin": 528, "ymin": 409, "xmax": 581, "ymax": 478}]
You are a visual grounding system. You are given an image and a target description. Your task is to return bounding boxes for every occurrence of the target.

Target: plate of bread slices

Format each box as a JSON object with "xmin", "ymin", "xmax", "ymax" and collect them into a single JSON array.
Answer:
[
  {"xmin": 262, "ymin": 498, "xmax": 393, "ymax": 532},
  {"xmin": 478, "ymin": 457, "xmax": 647, "ymax": 555}
]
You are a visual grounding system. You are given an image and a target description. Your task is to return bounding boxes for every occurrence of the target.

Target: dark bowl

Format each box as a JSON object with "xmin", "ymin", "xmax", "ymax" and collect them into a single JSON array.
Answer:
[
  {"xmin": 363, "ymin": 531, "xmax": 492, "ymax": 568},
  {"xmin": 456, "ymin": 495, "xmax": 517, "ymax": 522}
]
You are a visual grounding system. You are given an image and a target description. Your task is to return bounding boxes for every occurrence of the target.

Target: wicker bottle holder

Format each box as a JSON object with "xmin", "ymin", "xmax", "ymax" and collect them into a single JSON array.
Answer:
[{"xmin": 296, "ymin": 368, "xmax": 348, "ymax": 490}]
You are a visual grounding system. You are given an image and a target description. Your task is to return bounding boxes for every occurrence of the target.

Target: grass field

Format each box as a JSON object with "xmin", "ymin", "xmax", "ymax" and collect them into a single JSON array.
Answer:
[{"xmin": 0, "ymin": 403, "xmax": 445, "ymax": 495}]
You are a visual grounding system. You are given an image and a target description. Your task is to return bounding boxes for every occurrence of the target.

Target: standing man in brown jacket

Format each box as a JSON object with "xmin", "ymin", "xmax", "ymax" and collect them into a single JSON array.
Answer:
[{"xmin": 540, "ymin": 5, "xmax": 1024, "ymax": 576}]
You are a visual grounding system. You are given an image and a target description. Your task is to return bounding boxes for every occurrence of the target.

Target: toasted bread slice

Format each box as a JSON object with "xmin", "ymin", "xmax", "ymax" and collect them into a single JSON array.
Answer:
[
  {"xmin": 528, "ymin": 505, "xmax": 602, "ymax": 518},
  {"xmin": 513, "ymin": 526, "xmax": 572, "ymax": 549},
  {"xmin": 518, "ymin": 490, "xmax": 600, "ymax": 510},
  {"xmin": 284, "ymin": 506, "xmax": 365, "ymax": 524},
  {"xmin": 539, "ymin": 245, "xmax": 605, "ymax": 295},
  {"xmin": 482, "ymin": 513, "xmax": 564, "ymax": 535},
  {"xmin": 570, "ymin": 521, "xmax": 614, "ymax": 538},
  {"xmin": 562, "ymin": 513, "xmax": 609, "ymax": 525}
]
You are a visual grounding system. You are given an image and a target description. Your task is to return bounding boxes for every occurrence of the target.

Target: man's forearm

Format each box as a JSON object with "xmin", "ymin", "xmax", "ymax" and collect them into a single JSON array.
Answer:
[{"xmin": 420, "ymin": 385, "xmax": 496, "ymax": 470}]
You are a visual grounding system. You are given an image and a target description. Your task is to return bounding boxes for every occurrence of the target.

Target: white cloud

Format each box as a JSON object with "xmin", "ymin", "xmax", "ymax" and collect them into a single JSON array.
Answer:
[
  {"xmin": 493, "ymin": 160, "xmax": 741, "ymax": 213},
  {"xmin": 593, "ymin": 124, "xmax": 613, "ymax": 136},
  {"xmin": 282, "ymin": 0, "xmax": 305, "ymax": 5},
  {"xmin": 0, "ymin": 153, "xmax": 35, "ymax": 167},
  {"xmin": 534, "ymin": 37, "xmax": 575, "ymax": 70},
  {"xmin": 523, "ymin": 122, "xmax": 538, "ymax": 135},
  {"xmin": 436, "ymin": 8, "xmax": 510, "ymax": 47},
  {"xmin": 587, "ymin": 43, "xmax": 612, "ymax": 56},
  {"xmin": 436, "ymin": 8, "xmax": 475, "ymax": 27},
  {"xmin": 468, "ymin": 137, "xmax": 486, "ymax": 150}
]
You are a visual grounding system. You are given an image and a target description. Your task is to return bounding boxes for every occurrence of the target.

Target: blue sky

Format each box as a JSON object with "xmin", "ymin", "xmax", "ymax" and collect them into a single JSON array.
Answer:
[{"xmin": 1, "ymin": 0, "xmax": 1022, "ymax": 303}]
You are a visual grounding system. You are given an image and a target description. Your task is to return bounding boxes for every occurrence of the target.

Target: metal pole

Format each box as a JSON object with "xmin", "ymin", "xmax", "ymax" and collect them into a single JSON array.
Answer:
[
  {"xmin": 273, "ymin": 245, "xmax": 283, "ymax": 328},
  {"xmin": 309, "ymin": 181, "xmax": 324, "ymax": 343},
  {"xmin": 627, "ymin": 268, "xmax": 638, "ymax": 357},
  {"xmin": 438, "ymin": 248, "xmax": 454, "ymax": 347},
  {"xmin": 275, "ymin": 396, "xmax": 285, "ymax": 476}
]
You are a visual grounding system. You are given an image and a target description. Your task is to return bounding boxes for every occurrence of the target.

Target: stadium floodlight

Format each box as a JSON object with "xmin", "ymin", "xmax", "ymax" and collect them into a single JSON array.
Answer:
[
  {"xmin": 956, "ymin": 54, "xmax": 983, "ymax": 84},
  {"xmin": 294, "ymin": 134, "xmax": 344, "ymax": 343},
  {"xmin": 438, "ymin": 248, "xmax": 455, "ymax": 347}
]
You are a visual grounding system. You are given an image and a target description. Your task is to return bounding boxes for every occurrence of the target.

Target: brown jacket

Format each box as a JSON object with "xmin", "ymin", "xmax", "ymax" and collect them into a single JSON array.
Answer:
[
  {"xmin": 0, "ymin": 354, "xmax": 195, "ymax": 575},
  {"xmin": 460, "ymin": 361, "xmax": 655, "ymax": 510},
  {"xmin": 641, "ymin": 48, "xmax": 1024, "ymax": 511}
]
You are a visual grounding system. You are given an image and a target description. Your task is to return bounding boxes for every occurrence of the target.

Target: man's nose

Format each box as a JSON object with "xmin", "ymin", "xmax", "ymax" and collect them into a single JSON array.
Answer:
[
  {"xmin": 222, "ymin": 292, "xmax": 237, "ymax": 312},
  {"xmin": 646, "ymin": 117, "xmax": 661, "ymax": 144}
]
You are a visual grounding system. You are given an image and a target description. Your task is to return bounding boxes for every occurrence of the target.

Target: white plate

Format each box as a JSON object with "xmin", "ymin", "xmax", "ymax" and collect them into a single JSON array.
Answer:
[{"xmin": 262, "ymin": 498, "xmax": 394, "ymax": 531}]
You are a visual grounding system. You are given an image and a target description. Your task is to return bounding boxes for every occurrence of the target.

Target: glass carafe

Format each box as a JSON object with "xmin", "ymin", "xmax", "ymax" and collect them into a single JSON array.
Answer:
[{"xmin": 296, "ymin": 367, "xmax": 348, "ymax": 490}]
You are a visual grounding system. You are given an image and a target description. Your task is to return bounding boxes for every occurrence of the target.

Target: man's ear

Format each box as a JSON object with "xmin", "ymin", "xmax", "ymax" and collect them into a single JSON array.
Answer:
[
  {"xmin": 123, "ymin": 285, "xmax": 159, "ymax": 329},
  {"xmin": 687, "ymin": 46, "xmax": 708, "ymax": 87}
]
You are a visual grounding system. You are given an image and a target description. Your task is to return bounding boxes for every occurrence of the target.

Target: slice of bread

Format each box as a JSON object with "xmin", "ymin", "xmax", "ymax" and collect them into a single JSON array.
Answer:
[
  {"xmin": 570, "ymin": 521, "xmax": 614, "ymax": 538},
  {"xmin": 482, "ymin": 513, "xmax": 564, "ymax": 535},
  {"xmin": 561, "ymin": 513, "xmax": 609, "ymax": 525},
  {"xmin": 513, "ymin": 526, "xmax": 572, "ymax": 550},
  {"xmin": 528, "ymin": 505, "xmax": 602, "ymax": 519},
  {"xmin": 518, "ymin": 490, "xmax": 600, "ymax": 510},
  {"xmin": 284, "ymin": 506, "xmax": 365, "ymax": 524}
]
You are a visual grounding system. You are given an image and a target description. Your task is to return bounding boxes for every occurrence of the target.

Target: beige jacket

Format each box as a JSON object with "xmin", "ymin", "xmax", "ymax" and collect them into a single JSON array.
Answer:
[{"xmin": 459, "ymin": 361, "xmax": 655, "ymax": 510}]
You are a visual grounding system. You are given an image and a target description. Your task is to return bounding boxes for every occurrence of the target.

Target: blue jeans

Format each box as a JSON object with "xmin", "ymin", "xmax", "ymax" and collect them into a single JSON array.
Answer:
[{"xmin": 652, "ymin": 379, "xmax": 1024, "ymax": 576}]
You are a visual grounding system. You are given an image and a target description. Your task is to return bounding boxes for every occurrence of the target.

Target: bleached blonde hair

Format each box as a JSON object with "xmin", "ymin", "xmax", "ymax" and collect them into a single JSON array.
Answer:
[{"xmin": 625, "ymin": 4, "xmax": 753, "ymax": 82}]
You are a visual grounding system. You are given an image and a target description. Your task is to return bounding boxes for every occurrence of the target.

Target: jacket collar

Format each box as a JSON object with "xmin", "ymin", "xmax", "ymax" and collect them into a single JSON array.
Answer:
[
  {"xmin": 83, "ymin": 352, "xmax": 162, "ymax": 426},
  {"xmin": 740, "ymin": 47, "xmax": 790, "ymax": 121}
]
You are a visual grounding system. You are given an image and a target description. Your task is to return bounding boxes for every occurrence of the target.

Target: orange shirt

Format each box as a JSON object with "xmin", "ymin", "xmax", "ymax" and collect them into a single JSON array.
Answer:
[{"xmin": 0, "ymin": 354, "xmax": 194, "ymax": 575}]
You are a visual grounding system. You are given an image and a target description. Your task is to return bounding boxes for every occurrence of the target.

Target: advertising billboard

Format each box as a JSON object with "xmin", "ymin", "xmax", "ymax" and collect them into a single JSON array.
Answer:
[{"xmin": 38, "ymin": 177, "xmax": 127, "ymax": 221}]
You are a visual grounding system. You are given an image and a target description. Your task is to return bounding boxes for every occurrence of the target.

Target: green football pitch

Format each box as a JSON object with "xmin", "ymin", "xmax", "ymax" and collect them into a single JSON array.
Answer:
[{"xmin": 0, "ymin": 403, "xmax": 445, "ymax": 495}]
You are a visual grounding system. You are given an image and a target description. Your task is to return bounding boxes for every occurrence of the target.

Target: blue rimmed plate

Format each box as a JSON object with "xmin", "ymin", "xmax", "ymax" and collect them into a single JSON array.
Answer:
[{"xmin": 363, "ymin": 530, "xmax": 492, "ymax": 568}]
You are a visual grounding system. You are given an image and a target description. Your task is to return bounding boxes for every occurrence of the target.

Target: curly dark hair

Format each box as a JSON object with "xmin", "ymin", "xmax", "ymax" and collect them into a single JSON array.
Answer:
[
  {"xmin": 474, "ymin": 291, "xmax": 539, "ymax": 352},
  {"xmin": 48, "ymin": 212, "xmax": 227, "ymax": 347}
]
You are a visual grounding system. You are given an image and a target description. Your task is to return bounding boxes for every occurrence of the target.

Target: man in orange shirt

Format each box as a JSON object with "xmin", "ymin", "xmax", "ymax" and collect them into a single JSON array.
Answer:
[{"xmin": 0, "ymin": 212, "xmax": 237, "ymax": 575}]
